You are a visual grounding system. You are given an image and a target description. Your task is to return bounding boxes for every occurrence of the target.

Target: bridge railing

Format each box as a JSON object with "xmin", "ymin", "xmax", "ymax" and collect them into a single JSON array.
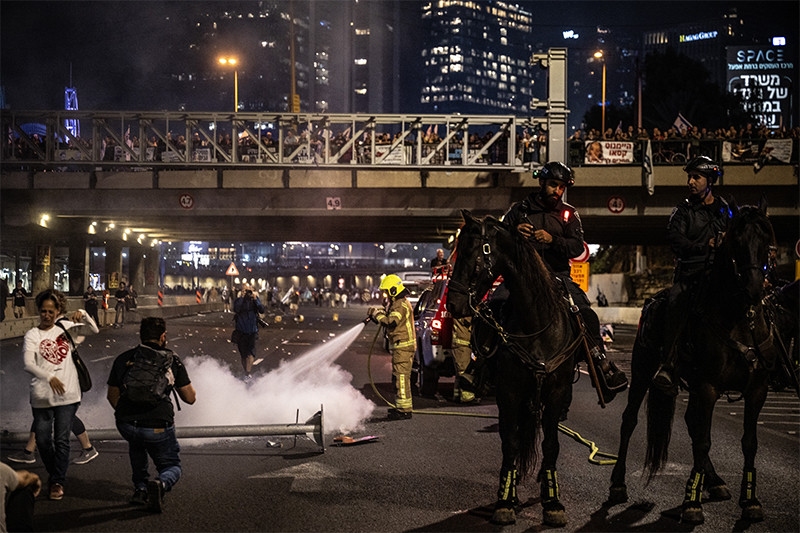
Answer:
[{"xmin": 1, "ymin": 110, "xmax": 536, "ymax": 170}]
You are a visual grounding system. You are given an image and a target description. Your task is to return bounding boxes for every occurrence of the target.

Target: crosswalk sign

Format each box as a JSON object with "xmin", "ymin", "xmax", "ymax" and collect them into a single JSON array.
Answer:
[{"xmin": 226, "ymin": 262, "xmax": 239, "ymax": 276}]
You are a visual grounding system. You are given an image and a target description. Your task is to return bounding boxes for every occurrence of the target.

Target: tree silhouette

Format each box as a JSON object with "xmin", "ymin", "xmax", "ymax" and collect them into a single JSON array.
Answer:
[{"xmin": 641, "ymin": 48, "xmax": 754, "ymax": 130}]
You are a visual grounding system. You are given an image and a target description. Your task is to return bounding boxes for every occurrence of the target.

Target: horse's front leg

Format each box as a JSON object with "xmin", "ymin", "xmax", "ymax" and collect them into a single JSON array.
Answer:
[
  {"xmin": 681, "ymin": 386, "xmax": 717, "ymax": 525},
  {"xmin": 538, "ymin": 371, "xmax": 569, "ymax": 527},
  {"xmin": 492, "ymin": 389, "xmax": 521, "ymax": 525},
  {"xmin": 739, "ymin": 380, "xmax": 768, "ymax": 522}
]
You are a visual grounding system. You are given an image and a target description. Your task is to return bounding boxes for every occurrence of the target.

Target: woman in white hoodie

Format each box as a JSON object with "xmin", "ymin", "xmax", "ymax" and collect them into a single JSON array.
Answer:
[{"xmin": 23, "ymin": 289, "xmax": 98, "ymax": 501}]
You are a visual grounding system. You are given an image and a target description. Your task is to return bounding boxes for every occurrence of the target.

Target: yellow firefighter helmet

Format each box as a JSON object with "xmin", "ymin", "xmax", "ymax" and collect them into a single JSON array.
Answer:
[{"xmin": 379, "ymin": 274, "xmax": 405, "ymax": 298}]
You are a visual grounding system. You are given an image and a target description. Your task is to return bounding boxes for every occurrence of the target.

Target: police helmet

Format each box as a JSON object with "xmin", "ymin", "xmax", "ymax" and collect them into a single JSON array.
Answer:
[
  {"xmin": 379, "ymin": 274, "xmax": 405, "ymax": 298},
  {"xmin": 536, "ymin": 161, "xmax": 575, "ymax": 187},
  {"xmin": 683, "ymin": 156, "xmax": 723, "ymax": 185}
]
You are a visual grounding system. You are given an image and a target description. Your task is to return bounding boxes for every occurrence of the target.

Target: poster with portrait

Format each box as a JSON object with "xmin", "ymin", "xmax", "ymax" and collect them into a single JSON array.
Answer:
[{"xmin": 584, "ymin": 141, "xmax": 634, "ymax": 164}]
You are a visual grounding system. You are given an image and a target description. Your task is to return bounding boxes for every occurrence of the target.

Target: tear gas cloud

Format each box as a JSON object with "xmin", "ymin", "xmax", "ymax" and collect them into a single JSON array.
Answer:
[{"xmin": 47, "ymin": 323, "xmax": 374, "ymax": 443}]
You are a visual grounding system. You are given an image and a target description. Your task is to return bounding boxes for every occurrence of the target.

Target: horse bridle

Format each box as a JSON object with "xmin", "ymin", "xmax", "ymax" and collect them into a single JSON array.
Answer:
[
  {"xmin": 448, "ymin": 218, "xmax": 552, "ymax": 347},
  {"xmin": 448, "ymin": 218, "xmax": 498, "ymax": 316}
]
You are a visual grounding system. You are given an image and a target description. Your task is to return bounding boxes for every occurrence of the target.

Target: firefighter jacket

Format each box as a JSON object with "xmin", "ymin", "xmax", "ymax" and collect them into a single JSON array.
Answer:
[
  {"xmin": 667, "ymin": 195, "xmax": 731, "ymax": 279},
  {"xmin": 375, "ymin": 296, "xmax": 417, "ymax": 351},
  {"xmin": 502, "ymin": 192, "xmax": 584, "ymax": 275}
]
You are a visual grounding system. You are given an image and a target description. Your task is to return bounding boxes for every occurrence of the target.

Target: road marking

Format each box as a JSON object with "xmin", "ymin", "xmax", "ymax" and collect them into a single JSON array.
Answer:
[{"xmin": 91, "ymin": 355, "xmax": 115, "ymax": 362}]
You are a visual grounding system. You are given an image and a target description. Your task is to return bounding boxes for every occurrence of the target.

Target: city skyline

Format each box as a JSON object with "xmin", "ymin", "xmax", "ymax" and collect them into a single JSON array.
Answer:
[{"xmin": 1, "ymin": 1, "xmax": 796, "ymax": 129}]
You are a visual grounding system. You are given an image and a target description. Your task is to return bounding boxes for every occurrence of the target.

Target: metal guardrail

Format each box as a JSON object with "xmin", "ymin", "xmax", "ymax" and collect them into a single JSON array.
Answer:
[{"xmin": 1, "ymin": 110, "xmax": 534, "ymax": 170}]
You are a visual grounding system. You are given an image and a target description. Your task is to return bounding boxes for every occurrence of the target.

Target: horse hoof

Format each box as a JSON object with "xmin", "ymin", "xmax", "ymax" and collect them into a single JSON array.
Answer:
[
  {"xmin": 608, "ymin": 485, "xmax": 628, "ymax": 505},
  {"xmin": 491, "ymin": 507, "xmax": 516, "ymax": 525},
  {"xmin": 681, "ymin": 505, "xmax": 705, "ymax": 525},
  {"xmin": 741, "ymin": 502, "xmax": 764, "ymax": 522},
  {"xmin": 543, "ymin": 508, "xmax": 567, "ymax": 528},
  {"xmin": 706, "ymin": 484, "xmax": 732, "ymax": 501}
]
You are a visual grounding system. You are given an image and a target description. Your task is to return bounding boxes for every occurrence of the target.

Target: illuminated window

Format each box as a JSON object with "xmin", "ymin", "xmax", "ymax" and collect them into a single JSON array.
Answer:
[
  {"xmin": 452, "ymin": 64, "xmax": 463, "ymax": 72},
  {"xmin": 355, "ymin": 28, "xmax": 370, "ymax": 35},
  {"xmin": 354, "ymin": 58, "xmax": 367, "ymax": 65},
  {"xmin": 355, "ymin": 88, "xmax": 367, "ymax": 95}
]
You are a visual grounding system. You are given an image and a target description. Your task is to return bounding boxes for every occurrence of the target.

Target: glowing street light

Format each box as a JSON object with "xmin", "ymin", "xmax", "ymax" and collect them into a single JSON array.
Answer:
[
  {"xmin": 218, "ymin": 56, "xmax": 239, "ymax": 112},
  {"xmin": 594, "ymin": 51, "xmax": 606, "ymax": 135}
]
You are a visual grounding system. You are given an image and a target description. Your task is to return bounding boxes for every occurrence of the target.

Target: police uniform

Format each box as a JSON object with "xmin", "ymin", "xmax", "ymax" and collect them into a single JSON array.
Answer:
[
  {"xmin": 502, "ymin": 192, "xmax": 601, "ymax": 348},
  {"xmin": 374, "ymin": 295, "xmax": 417, "ymax": 414}
]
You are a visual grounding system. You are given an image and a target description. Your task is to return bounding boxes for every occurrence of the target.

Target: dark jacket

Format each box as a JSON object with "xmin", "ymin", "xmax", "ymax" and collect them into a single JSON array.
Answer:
[
  {"xmin": 502, "ymin": 192, "xmax": 584, "ymax": 274},
  {"xmin": 233, "ymin": 294, "xmax": 265, "ymax": 334},
  {"xmin": 667, "ymin": 196, "xmax": 731, "ymax": 277}
]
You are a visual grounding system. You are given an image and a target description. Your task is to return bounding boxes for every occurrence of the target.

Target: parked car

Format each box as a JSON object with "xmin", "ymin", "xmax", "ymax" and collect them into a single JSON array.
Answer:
[
  {"xmin": 413, "ymin": 267, "xmax": 457, "ymax": 397},
  {"xmin": 396, "ymin": 271, "xmax": 433, "ymax": 308}
]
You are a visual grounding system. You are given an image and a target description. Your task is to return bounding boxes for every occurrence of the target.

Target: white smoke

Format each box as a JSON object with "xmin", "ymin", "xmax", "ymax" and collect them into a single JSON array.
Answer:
[
  {"xmin": 177, "ymin": 323, "xmax": 374, "ymax": 436},
  {"xmin": 22, "ymin": 323, "xmax": 374, "ymax": 444}
]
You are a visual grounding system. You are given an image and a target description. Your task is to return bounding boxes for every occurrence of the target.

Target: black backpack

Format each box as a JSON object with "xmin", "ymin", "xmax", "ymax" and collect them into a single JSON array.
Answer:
[{"xmin": 121, "ymin": 345, "xmax": 175, "ymax": 408}]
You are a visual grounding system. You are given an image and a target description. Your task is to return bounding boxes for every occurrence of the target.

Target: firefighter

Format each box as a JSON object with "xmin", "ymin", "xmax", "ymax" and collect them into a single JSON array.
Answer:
[
  {"xmin": 368, "ymin": 274, "xmax": 416, "ymax": 420},
  {"xmin": 451, "ymin": 317, "xmax": 477, "ymax": 403}
]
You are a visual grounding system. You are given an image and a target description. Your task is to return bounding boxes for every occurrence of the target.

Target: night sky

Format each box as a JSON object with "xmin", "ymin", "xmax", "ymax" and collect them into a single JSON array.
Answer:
[{"xmin": 1, "ymin": 1, "xmax": 797, "ymax": 111}]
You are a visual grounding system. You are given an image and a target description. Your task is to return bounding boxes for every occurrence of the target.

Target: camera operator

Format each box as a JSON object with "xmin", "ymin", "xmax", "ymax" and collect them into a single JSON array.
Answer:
[{"xmin": 232, "ymin": 285, "xmax": 265, "ymax": 380}]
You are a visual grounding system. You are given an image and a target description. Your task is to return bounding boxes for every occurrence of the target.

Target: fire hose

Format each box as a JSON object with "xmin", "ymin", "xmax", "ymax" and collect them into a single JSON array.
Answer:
[{"xmin": 364, "ymin": 321, "xmax": 617, "ymax": 465}]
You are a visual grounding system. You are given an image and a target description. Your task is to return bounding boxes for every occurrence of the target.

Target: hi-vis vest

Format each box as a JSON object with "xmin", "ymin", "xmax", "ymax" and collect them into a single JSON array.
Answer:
[{"xmin": 376, "ymin": 297, "xmax": 417, "ymax": 351}]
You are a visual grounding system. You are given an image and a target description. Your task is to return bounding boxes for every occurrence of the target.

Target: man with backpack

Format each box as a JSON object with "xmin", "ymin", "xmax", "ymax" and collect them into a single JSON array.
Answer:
[{"xmin": 106, "ymin": 317, "xmax": 196, "ymax": 513}]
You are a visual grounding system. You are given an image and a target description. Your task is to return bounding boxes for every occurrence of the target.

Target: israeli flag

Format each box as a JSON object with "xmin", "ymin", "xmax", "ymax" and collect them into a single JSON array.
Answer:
[
  {"xmin": 644, "ymin": 140, "xmax": 654, "ymax": 196},
  {"xmin": 673, "ymin": 113, "xmax": 693, "ymax": 132}
]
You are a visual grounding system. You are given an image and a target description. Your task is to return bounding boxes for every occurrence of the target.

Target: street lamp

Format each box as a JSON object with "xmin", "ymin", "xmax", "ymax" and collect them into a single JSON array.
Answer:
[
  {"xmin": 218, "ymin": 56, "xmax": 238, "ymax": 112},
  {"xmin": 594, "ymin": 51, "xmax": 606, "ymax": 135}
]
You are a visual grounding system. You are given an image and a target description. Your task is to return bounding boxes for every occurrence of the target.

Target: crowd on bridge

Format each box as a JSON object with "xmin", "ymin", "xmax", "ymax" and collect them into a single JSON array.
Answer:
[{"xmin": 4, "ymin": 119, "xmax": 798, "ymax": 167}]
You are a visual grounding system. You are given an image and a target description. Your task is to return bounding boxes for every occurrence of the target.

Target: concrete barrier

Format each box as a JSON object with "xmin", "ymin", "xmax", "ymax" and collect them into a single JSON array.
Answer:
[
  {"xmin": 595, "ymin": 306, "xmax": 642, "ymax": 326},
  {"xmin": 1, "ymin": 302, "xmax": 225, "ymax": 340}
]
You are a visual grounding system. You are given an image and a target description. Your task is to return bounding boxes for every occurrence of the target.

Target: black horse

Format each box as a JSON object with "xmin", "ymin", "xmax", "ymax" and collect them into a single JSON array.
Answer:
[
  {"xmin": 609, "ymin": 199, "xmax": 777, "ymax": 524},
  {"xmin": 447, "ymin": 210, "xmax": 582, "ymax": 527}
]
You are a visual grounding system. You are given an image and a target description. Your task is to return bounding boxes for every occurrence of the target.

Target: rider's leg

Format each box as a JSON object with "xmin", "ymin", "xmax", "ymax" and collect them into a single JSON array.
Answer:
[
  {"xmin": 566, "ymin": 280, "xmax": 628, "ymax": 393},
  {"xmin": 653, "ymin": 281, "xmax": 690, "ymax": 395}
]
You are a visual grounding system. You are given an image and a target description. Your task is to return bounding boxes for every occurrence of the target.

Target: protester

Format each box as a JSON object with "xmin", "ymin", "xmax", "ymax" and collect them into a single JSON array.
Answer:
[
  {"xmin": 232, "ymin": 285, "xmax": 265, "ymax": 380},
  {"xmin": 23, "ymin": 289, "xmax": 98, "ymax": 500},
  {"xmin": 107, "ymin": 316, "xmax": 196, "ymax": 513},
  {"xmin": 1, "ymin": 462, "xmax": 41, "ymax": 532}
]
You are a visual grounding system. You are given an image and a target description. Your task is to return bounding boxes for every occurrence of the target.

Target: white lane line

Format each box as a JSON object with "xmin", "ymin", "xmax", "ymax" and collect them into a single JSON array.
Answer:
[{"xmin": 91, "ymin": 355, "xmax": 115, "ymax": 362}]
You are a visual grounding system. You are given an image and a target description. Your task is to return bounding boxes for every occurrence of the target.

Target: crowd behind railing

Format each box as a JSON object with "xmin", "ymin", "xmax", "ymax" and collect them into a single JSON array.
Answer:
[
  {"xmin": 4, "ymin": 121, "xmax": 798, "ymax": 168},
  {"xmin": 565, "ymin": 123, "xmax": 799, "ymax": 167}
]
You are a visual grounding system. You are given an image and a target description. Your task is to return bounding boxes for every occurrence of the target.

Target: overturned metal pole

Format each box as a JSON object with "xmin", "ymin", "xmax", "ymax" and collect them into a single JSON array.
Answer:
[{"xmin": 2, "ymin": 406, "xmax": 325, "ymax": 452}]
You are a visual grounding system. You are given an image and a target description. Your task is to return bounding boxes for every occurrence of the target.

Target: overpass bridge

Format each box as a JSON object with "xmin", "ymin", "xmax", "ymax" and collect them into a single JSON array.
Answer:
[{"xmin": 2, "ymin": 109, "xmax": 798, "ymax": 247}]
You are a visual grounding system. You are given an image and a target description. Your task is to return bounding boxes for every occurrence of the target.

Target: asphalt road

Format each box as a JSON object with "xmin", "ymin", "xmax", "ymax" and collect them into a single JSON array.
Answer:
[{"xmin": 1, "ymin": 305, "xmax": 798, "ymax": 532}]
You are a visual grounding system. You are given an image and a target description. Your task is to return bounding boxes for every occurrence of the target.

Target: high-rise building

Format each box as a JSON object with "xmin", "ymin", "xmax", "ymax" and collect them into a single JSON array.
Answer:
[
  {"xmin": 161, "ymin": 0, "xmax": 403, "ymax": 115},
  {"xmin": 418, "ymin": 1, "xmax": 536, "ymax": 114}
]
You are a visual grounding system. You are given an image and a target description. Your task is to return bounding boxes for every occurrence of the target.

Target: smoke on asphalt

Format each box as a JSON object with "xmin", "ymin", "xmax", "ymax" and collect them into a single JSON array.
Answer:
[
  {"xmin": 177, "ymin": 322, "xmax": 374, "ymax": 437},
  {"xmin": 66, "ymin": 322, "xmax": 374, "ymax": 444}
]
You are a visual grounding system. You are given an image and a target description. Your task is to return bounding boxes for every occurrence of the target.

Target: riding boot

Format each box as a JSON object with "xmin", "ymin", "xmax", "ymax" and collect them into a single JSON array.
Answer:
[
  {"xmin": 653, "ymin": 345, "xmax": 680, "ymax": 397},
  {"xmin": 588, "ymin": 346, "xmax": 628, "ymax": 403}
]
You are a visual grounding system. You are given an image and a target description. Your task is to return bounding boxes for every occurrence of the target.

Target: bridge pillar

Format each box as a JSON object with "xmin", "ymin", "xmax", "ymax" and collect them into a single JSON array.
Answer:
[
  {"xmin": 143, "ymin": 248, "xmax": 161, "ymax": 295},
  {"xmin": 104, "ymin": 240, "xmax": 124, "ymax": 289},
  {"xmin": 31, "ymin": 243, "xmax": 52, "ymax": 296},
  {"xmin": 67, "ymin": 236, "xmax": 89, "ymax": 296},
  {"xmin": 129, "ymin": 245, "xmax": 145, "ymax": 296}
]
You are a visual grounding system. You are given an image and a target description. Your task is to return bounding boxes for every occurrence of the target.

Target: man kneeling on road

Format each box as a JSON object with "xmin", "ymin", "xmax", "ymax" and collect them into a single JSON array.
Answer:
[{"xmin": 107, "ymin": 317, "xmax": 196, "ymax": 513}]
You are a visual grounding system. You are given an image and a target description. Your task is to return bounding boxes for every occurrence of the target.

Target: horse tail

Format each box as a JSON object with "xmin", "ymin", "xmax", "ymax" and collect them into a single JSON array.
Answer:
[
  {"xmin": 644, "ymin": 387, "xmax": 676, "ymax": 481},
  {"xmin": 516, "ymin": 400, "xmax": 540, "ymax": 481}
]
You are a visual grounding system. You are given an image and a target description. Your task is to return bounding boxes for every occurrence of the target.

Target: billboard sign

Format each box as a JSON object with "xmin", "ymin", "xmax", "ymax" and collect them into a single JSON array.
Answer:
[{"xmin": 727, "ymin": 45, "xmax": 795, "ymax": 129}]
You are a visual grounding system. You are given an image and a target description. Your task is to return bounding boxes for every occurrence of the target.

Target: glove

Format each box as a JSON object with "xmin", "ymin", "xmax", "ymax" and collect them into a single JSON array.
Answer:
[{"xmin": 367, "ymin": 306, "xmax": 378, "ymax": 319}]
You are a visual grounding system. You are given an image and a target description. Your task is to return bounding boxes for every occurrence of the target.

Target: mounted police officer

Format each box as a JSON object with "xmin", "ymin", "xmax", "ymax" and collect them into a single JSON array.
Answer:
[
  {"xmin": 653, "ymin": 156, "xmax": 731, "ymax": 395},
  {"xmin": 501, "ymin": 161, "xmax": 627, "ymax": 402}
]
